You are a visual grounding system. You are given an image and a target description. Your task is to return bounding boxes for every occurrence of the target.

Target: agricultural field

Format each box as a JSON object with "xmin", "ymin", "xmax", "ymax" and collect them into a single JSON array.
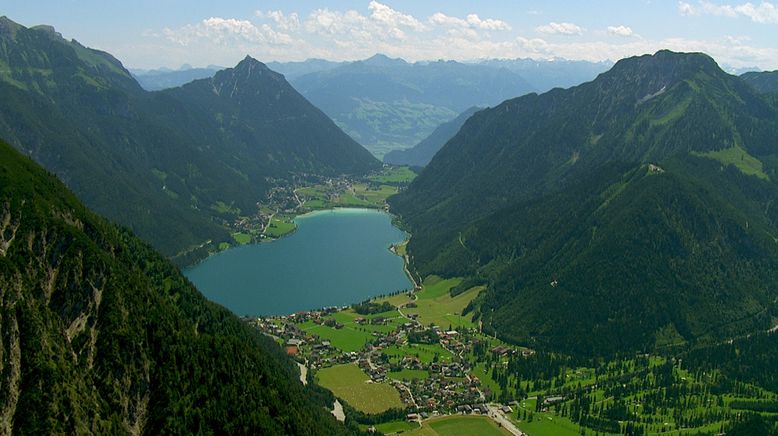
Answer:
[
  {"xmin": 369, "ymin": 166, "xmax": 418, "ymax": 184},
  {"xmin": 391, "ymin": 276, "xmax": 483, "ymax": 329},
  {"xmin": 407, "ymin": 415, "xmax": 510, "ymax": 436},
  {"xmin": 231, "ymin": 232, "xmax": 252, "ymax": 244},
  {"xmin": 298, "ymin": 321, "xmax": 373, "ymax": 352},
  {"xmin": 297, "ymin": 182, "xmax": 398, "ymax": 210},
  {"xmin": 388, "ymin": 368, "xmax": 430, "ymax": 381},
  {"xmin": 315, "ymin": 364, "xmax": 404, "ymax": 414},
  {"xmin": 264, "ymin": 217, "xmax": 296, "ymax": 238}
]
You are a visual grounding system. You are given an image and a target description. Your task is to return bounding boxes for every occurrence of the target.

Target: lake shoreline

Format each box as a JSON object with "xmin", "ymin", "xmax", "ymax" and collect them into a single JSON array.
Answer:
[{"xmin": 185, "ymin": 207, "xmax": 413, "ymax": 316}]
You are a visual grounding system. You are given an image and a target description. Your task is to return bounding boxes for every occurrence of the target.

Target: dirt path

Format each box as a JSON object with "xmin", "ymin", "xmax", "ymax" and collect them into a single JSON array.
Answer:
[{"xmin": 332, "ymin": 400, "xmax": 345, "ymax": 422}]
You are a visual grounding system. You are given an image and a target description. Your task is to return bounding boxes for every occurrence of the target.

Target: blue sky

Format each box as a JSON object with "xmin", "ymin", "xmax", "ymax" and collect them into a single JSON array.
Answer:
[{"xmin": 4, "ymin": 1, "xmax": 778, "ymax": 70}]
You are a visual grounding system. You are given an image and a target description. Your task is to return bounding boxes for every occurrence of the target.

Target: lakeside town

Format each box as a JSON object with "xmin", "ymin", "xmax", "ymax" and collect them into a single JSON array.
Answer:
[{"xmin": 243, "ymin": 279, "xmax": 534, "ymax": 435}]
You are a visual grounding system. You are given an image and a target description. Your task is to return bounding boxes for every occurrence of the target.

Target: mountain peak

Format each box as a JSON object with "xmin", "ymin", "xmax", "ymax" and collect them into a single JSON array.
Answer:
[
  {"xmin": 0, "ymin": 16, "xmax": 23, "ymax": 38},
  {"xmin": 363, "ymin": 53, "xmax": 407, "ymax": 67},
  {"xmin": 31, "ymin": 24, "xmax": 63, "ymax": 40},
  {"xmin": 238, "ymin": 55, "xmax": 266, "ymax": 68},
  {"xmin": 607, "ymin": 50, "xmax": 723, "ymax": 86}
]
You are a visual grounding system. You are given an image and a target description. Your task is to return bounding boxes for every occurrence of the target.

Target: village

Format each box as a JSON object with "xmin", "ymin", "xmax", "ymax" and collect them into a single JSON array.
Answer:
[{"xmin": 245, "ymin": 281, "xmax": 535, "ymax": 435}]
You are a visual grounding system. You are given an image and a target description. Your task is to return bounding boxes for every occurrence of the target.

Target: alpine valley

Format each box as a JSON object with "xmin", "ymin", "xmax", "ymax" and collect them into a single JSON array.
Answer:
[{"xmin": 1, "ymin": 6, "xmax": 778, "ymax": 436}]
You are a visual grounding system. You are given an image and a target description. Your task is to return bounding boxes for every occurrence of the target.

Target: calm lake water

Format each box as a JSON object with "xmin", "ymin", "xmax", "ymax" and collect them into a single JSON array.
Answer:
[{"xmin": 184, "ymin": 208, "xmax": 412, "ymax": 316}]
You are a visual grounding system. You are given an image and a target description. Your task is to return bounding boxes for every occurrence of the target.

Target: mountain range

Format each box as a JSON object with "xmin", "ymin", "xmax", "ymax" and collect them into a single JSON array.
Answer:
[
  {"xmin": 128, "ymin": 55, "xmax": 611, "ymax": 158},
  {"xmin": 130, "ymin": 65, "xmax": 225, "ymax": 91},
  {"xmin": 390, "ymin": 50, "xmax": 778, "ymax": 356},
  {"xmin": 742, "ymin": 70, "xmax": 778, "ymax": 95},
  {"xmin": 0, "ymin": 17, "xmax": 378, "ymax": 263},
  {"xmin": 383, "ymin": 106, "xmax": 482, "ymax": 167}
]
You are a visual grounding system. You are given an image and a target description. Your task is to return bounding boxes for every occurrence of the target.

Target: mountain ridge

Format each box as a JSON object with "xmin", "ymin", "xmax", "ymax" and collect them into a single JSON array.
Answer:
[
  {"xmin": 0, "ymin": 139, "xmax": 349, "ymax": 434},
  {"xmin": 0, "ymin": 17, "xmax": 378, "ymax": 262},
  {"xmin": 390, "ymin": 50, "xmax": 778, "ymax": 356}
]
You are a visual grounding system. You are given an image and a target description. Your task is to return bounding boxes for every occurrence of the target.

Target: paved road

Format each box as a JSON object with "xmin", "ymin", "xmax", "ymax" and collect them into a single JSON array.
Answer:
[{"xmin": 487, "ymin": 404, "xmax": 525, "ymax": 436}]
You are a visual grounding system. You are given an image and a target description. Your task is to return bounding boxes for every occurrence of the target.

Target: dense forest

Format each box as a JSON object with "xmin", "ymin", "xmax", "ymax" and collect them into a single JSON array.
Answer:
[
  {"xmin": 0, "ymin": 140, "xmax": 351, "ymax": 434},
  {"xmin": 391, "ymin": 50, "xmax": 778, "ymax": 356}
]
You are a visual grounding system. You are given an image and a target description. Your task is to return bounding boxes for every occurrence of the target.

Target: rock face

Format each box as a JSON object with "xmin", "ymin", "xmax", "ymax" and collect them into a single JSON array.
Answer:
[{"xmin": 0, "ymin": 140, "xmax": 347, "ymax": 434}]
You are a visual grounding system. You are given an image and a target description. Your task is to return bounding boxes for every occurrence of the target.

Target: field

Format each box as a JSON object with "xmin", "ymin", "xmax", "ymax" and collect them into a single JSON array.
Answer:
[
  {"xmin": 401, "ymin": 276, "xmax": 484, "ymax": 329},
  {"xmin": 315, "ymin": 364, "xmax": 404, "ymax": 414},
  {"xmin": 369, "ymin": 166, "xmax": 418, "ymax": 184},
  {"xmin": 695, "ymin": 144, "xmax": 769, "ymax": 180},
  {"xmin": 388, "ymin": 368, "xmax": 430, "ymax": 381},
  {"xmin": 264, "ymin": 217, "xmax": 296, "ymax": 238},
  {"xmin": 407, "ymin": 415, "xmax": 510, "ymax": 436},
  {"xmin": 231, "ymin": 232, "xmax": 252, "ymax": 244},
  {"xmin": 382, "ymin": 343, "xmax": 453, "ymax": 364},
  {"xmin": 513, "ymin": 399, "xmax": 583, "ymax": 436},
  {"xmin": 297, "ymin": 183, "xmax": 398, "ymax": 210},
  {"xmin": 299, "ymin": 321, "xmax": 373, "ymax": 352}
]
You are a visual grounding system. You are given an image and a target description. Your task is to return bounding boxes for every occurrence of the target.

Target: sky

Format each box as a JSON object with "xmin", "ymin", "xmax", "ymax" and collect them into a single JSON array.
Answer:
[{"xmin": 4, "ymin": 1, "xmax": 778, "ymax": 71}]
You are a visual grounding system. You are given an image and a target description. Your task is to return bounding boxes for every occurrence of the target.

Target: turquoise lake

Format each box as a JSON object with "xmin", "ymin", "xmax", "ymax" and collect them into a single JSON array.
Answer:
[{"xmin": 184, "ymin": 208, "xmax": 413, "ymax": 316}]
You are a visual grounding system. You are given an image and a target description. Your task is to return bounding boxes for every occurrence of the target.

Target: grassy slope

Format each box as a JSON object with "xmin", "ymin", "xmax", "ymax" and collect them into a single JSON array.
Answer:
[{"xmin": 316, "ymin": 364, "xmax": 404, "ymax": 414}]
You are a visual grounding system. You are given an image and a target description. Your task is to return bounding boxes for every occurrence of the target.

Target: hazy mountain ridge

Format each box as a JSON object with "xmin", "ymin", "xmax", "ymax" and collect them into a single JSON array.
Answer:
[
  {"xmin": 383, "ymin": 106, "xmax": 482, "ymax": 167},
  {"xmin": 289, "ymin": 57, "xmax": 535, "ymax": 156},
  {"xmin": 390, "ymin": 50, "xmax": 778, "ymax": 355},
  {"xmin": 742, "ymin": 70, "xmax": 778, "ymax": 94}
]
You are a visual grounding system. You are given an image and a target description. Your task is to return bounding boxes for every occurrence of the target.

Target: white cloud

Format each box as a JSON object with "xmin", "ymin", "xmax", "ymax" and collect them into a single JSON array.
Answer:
[
  {"xmin": 163, "ymin": 17, "xmax": 294, "ymax": 46},
  {"xmin": 607, "ymin": 25, "xmax": 634, "ymax": 37},
  {"xmin": 368, "ymin": 1, "xmax": 426, "ymax": 31},
  {"xmin": 679, "ymin": 1, "xmax": 778, "ymax": 23},
  {"xmin": 256, "ymin": 10, "xmax": 300, "ymax": 31},
  {"xmin": 535, "ymin": 22, "xmax": 584, "ymax": 35},
  {"xmin": 429, "ymin": 12, "xmax": 511, "ymax": 31},
  {"xmin": 125, "ymin": 2, "xmax": 778, "ymax": 71}
]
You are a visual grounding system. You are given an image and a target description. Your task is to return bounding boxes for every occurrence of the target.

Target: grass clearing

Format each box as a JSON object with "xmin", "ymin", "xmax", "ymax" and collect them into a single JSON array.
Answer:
[
  {"xmin": 388, "ymin": 368, "xmax": 430, "ymax": 381},
  {"xmin": 370, "ymin": 166, "xmax": 418, "ymax": 184},
  {"xmin": 407, "ymin": 415, "xmax": 510, "ymax": 436},
  {"xmin": 231, "ymin": 232, "xmax": 252, "ymax": 245},
  {"xmin": 382, "ymin": 343, "xmax": 453, "ymax": 364},
  {"xmin": 404, "ymin": 276, "xmax": 483, "ymax": 329},
  {"xmin": 299, "ymin": 321, "xmax": 373, "ymax": 352},
  {"xmin": 694, "ymin": 144, "xmax": 769, "ymax": 180},
  {"xmin": 264, "ymin": 217, "xmax": 296, "ymax": 238},
  {"xmin": 316, "ymin": 364, "xmax": 403, "ymax": 414}
]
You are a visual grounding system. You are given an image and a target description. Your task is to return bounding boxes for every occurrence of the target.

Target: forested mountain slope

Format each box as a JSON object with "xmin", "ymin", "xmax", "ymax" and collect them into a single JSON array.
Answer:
[
  {"xmin": 383, "ymin": 107, "xmax": 482, "ymax": 167},
  {"xmin": 0, "ymin": 17, "xmax": 378, "ymax": 260},
  {"xmin": 0, "ymin": 139, "xmax": 348, "ymax": 434},
  {"xmin": 391, "ymin": 51, "xmax": 778, "ymax": 355}
]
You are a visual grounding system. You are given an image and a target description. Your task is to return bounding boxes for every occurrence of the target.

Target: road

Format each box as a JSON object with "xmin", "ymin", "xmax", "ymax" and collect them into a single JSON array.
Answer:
[{"xmin": 487, "ymin": 404, "xmax": 525, "ymax": 436}]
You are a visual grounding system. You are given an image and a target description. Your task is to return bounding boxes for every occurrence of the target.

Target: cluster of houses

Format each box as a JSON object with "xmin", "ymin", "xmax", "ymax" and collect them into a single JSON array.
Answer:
[{"xmin": 247, "ymin": 306, "xmax": 532, "ymax": 416}]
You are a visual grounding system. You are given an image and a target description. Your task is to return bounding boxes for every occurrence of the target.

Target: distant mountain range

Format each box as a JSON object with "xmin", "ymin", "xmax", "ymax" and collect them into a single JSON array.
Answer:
[
  {"xmin": 390, "ymin": 50, "xmax": 778, "ymax": 356},
  {"xmin": 0, "ymin": 16, "xmax": 378, "ymax": 263},
  {"xmin": 0, "ymin": 138, "xmax": 349, "ymax": 434},
  {"xmin": 129, "ymin": 54, "xmax": 611, "ymax": 157},
  {"xmin": 383, "ymin": 106, "xmax": 482, "ymax": 167},
  {"xmin": 130, "ymin": 65, "xmax": 224, "ymax": 91},
  {"xmin": 742, "ymin": 70, "xmax": 778, "ymax": 94}
]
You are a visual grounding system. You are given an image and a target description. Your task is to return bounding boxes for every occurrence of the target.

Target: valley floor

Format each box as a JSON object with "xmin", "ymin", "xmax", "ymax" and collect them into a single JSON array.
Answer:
[{"xmin": 246, "ymin": 270, "xmax": 778, "ymax": 435}]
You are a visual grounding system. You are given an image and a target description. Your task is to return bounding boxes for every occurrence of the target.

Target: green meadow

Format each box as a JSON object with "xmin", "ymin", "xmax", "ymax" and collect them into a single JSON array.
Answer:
[{"xmin": 316, "ymin": 364, "xmax": 404, "ymax": 414}]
